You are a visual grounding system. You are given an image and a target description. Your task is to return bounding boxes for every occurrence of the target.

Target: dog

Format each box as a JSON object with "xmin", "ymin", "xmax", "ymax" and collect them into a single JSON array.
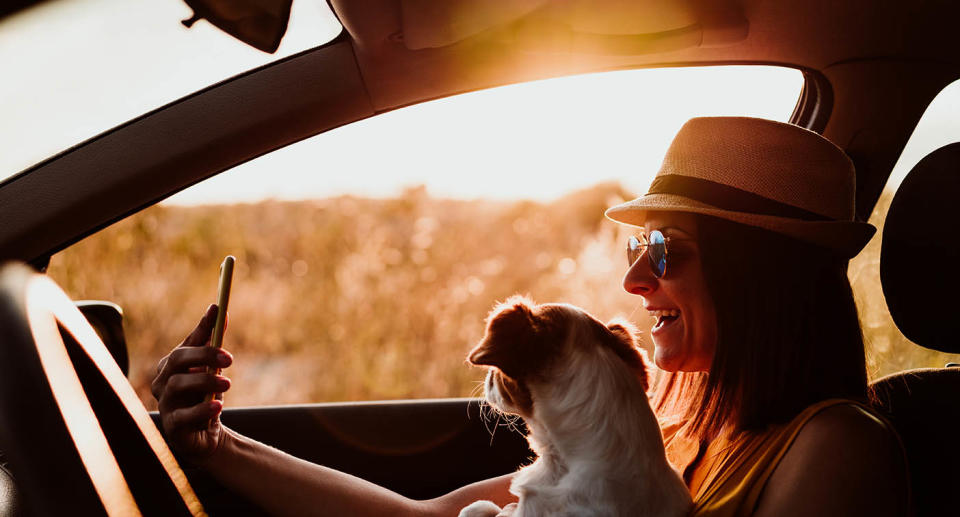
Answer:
[{"xmin": 459, "ymin": 296, "xmax": 691, "ymax": 517}]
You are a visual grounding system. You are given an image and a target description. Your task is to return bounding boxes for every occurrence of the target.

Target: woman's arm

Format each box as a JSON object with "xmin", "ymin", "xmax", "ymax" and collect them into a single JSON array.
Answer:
[
  {"xmin": 754, "ymin": 404, "xmax": 910, "ymax": 517},
  {"xmin": 199, "ymin": 429, "xmax": 516, "ymax": 517},
  {"xmin": 154, "ymin": 306, "xmax": 516, "ymax": 516}
]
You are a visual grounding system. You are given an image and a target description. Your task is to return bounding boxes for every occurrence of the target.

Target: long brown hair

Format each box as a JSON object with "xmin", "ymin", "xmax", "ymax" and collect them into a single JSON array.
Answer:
[{"xmin": 652, "ymin": 214, "xmax": 869, "ymax": 439}]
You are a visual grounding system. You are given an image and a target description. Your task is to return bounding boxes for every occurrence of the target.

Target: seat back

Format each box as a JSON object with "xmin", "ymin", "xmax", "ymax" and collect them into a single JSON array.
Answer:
[
  {"xmin": 871, "ymin": 368, "xmax": 960, "ymax": 517},
  {"xmin": 870, "ymin": 142, "xmax": 960, "ymax": 517}
]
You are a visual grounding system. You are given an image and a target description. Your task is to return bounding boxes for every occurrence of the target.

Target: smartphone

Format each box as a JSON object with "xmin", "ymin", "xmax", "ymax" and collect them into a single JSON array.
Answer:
[
  {"xmin": 205, "ymin": 255, "xmax": 235, "ymax": 402},
  {"xmin": 210, "ymin": 255, "xmax": 235, "ymax": 352}
]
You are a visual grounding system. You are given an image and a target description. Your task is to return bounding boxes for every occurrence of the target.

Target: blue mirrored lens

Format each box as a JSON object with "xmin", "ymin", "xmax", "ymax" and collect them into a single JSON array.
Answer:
[
  {"xmin": 648, "ymin": 230, "xmax": 667, "ymax": 277},
  {"xmin": 626, "ymin": 235, "xmax": 642, "ymax": 267}
]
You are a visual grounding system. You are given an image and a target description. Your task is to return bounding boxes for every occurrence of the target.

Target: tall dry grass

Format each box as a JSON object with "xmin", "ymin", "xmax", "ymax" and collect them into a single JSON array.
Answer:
[
  {"xmin": 47, "ymin": 184, "xmax": 959, "ymax": 409},
  {"xmin": 48, "ymin": 184, "xmax": 641, "ymax": 408}
]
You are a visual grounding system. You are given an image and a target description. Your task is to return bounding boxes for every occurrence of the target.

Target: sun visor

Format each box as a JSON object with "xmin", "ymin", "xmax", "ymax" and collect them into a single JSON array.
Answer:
[
  {"xmin": 398, "ymin": 0, "xmax": 746, "ymax": 52},
  {"xmin": 180, "ymin": 0, "xmax": 293, "ymax": 53}
]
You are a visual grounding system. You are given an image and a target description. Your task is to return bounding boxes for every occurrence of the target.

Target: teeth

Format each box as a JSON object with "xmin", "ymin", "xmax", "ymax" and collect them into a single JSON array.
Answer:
[{"xmin": 649, "ymin": 309, "xmax": 680, "ymax": 318}]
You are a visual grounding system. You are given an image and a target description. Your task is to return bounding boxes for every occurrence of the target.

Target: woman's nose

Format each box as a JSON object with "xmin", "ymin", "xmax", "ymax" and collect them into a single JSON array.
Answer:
[{"xmin": 623, "ymin": 259, "xmax": 658, "ymax": 296}]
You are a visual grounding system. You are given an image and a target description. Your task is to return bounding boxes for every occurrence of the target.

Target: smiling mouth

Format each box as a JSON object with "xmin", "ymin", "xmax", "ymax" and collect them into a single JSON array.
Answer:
[{"xmin": 651, "ymin": 310, "xmax": 680, "ymax": 331}]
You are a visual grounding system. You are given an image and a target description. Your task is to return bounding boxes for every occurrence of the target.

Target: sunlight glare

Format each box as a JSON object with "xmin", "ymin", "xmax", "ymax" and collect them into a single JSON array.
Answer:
[{"xmin": 165, "ymin": 66, "xmax": 803, "ymax": 205}]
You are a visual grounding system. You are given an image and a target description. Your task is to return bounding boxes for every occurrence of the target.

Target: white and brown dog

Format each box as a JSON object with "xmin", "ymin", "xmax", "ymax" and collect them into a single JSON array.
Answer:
[{"xmin": 460, "ymin": 296, "xmax": 691, "ymax": 517}]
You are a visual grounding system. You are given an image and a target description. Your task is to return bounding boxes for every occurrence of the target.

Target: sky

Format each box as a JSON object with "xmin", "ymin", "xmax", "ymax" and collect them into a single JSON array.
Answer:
[
  {"xmin": 0, "ymin": 0, "xmax": 339, "ymax": 179},
  {"xmin": 1, "ymin": 0, "xmax": 957, "ymax": 206}
]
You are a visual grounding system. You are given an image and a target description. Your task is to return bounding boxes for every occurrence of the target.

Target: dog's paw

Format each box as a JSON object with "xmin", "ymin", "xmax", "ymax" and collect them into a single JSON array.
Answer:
[{"xmin": 458, "ymin": 500, "xmax": 503, "ymax": 517}]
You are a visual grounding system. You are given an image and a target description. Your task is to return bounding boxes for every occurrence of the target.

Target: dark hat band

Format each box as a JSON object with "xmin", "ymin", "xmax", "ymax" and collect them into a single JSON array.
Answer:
[{"xmin": 647, "ymin": 175, "xmax": 834, "ymax": 222}]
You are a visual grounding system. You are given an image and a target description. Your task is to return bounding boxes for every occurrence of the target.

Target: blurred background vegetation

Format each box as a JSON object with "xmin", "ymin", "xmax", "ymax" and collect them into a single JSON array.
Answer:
[{"xmin": 47, "ymin": 184, "xmax": 960, "ymax": 409}]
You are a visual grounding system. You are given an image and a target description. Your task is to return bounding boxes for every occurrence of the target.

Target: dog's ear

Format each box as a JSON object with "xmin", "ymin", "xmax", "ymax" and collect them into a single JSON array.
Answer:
[
  {"xmin": 605, "ymin": 319, "xmax": 650, "ymax": 391},
  {"xmin": 606, "ymin": 320, "xmax": 636, "ymax": 345},
  {"xmin": 468, "ymin": 296, "xmax": 539, "ymax": 377}
]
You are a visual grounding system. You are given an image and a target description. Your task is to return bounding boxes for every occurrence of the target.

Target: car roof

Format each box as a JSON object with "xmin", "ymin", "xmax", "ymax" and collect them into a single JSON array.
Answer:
[{"xmin": 1, "ymin": 0, "xmax": 958, "ymax": 265}]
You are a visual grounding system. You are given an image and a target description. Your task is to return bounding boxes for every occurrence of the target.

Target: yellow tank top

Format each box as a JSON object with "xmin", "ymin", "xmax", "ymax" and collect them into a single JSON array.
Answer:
[{"xmin": 659, "ymin": 399, "xmax": 897, "ymax": 516}]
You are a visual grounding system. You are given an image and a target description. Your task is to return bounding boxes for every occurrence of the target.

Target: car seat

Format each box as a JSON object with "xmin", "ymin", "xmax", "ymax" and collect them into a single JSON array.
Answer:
[{"xmin": 869, "ymin": 142, "xmax": 960, "ymax": 517}]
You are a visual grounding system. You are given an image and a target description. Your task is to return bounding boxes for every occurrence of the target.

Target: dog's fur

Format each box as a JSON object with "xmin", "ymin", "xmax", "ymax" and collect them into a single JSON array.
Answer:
[{"xmin": 459, "ymin": 296, "xmax": 691, "ymax": 517}]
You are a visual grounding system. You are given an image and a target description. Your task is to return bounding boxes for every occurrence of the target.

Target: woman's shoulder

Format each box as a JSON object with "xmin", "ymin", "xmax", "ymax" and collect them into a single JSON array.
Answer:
[
  {"xmin": 797, "ymin": 401, "xmax": 898, "ymax": 444},
  {"xmin": 775, "ymin": 400, "xmax": 903, "ymax": 463},
  {"xmin": 753, "ymin": 400, "xmax": 909, "ymax": 517}
]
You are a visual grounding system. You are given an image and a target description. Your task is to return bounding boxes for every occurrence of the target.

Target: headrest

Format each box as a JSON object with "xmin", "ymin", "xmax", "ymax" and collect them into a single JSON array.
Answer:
[{"xmin": 880, "ymin": 143, "xmax": 960, "ymax": 353}]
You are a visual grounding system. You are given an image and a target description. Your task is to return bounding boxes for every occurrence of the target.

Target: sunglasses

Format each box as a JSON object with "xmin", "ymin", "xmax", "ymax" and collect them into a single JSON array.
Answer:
[{"xmin": 626, "ymin": 230, "xmax": 672, "ymax": 278}]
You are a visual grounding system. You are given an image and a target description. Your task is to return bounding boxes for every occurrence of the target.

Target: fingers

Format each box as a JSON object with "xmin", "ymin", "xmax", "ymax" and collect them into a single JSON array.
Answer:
[
  {"xmin": 152, "ymin": 345, "xmax": 232, "ymax": 400},
  {"xmin": 163, "ymin": 400, "xmax": 223, "ymax": 435},
  {"xmin": 152, "ymin": 306, "xmax": 218, "ymax": 398},
  {"xmin": 181, "ymin": 304, "xmax": 219, "ymax": 348},
  {"xmin": 158, "ymin": 372, "xmax": 231, "ymax": 413},
  {"xmin": 170, "ymin": 345, "xmax": 233, "ymax": 372}
]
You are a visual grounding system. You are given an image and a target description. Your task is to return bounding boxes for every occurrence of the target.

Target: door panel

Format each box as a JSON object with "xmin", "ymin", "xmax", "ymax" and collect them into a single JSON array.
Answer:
[{"xmin": 153, "ymin": 399, "xmax": 531, "ymax": 514}]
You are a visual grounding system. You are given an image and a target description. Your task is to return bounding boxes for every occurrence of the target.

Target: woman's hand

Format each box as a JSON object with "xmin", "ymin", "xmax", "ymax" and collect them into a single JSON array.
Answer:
[{"xmin": 151, "ymin": 304, "xmax": 233, "ymax": 463}]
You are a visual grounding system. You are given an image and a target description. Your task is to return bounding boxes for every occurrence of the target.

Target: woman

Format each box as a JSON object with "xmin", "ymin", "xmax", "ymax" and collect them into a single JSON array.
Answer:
[{"xmin": 152, "ymin": 117, "xmax": 909, "ymax": 516}]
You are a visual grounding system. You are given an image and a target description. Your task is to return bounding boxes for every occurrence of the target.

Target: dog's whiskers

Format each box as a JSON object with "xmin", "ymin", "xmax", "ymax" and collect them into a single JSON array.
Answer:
[
  {"xmin": 488, "ymin": 412, "xmax": 502, "ymax": 446},
  {"xmin": 467, "ymin": 381, "xmax": 486, "ymax": 419},
  {"xmin": 502, "ymin": 414, "xmax": 523, "ymax": 435},
  {"xmin": 626, "ymin": 301, "xmax": 645, "ymax": 326},
  {"xmin": 481, "ymin": 403, "xmax": 497, "ymax": 427},
  {"xmin": 469, "ymin": 381, "xmax": 485, "ymax": 398},
  {"xmin": 478, "ymin": 399, "xmax": 504, "ymax": 442}
]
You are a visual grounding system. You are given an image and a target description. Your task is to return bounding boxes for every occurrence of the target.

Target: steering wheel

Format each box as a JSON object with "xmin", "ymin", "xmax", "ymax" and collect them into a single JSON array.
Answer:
[{"xmin": 0, "ymin": 262, "xmax": 206, "ymax": 516}]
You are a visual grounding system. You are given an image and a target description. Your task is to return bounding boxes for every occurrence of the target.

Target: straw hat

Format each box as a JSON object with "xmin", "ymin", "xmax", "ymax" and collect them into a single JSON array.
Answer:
[{"xmin": 605, "ymin": 117, "xmax": 876, "ymax": 257}]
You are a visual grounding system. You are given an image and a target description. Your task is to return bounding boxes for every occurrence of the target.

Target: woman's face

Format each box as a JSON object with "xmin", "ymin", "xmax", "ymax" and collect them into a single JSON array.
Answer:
[{"xmin": 622, "ymin": 211, "xmax": 717, "ymax": 372}]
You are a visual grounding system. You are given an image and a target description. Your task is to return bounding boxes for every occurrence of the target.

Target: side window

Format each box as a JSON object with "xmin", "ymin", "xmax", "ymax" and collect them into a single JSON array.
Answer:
[
  {"xmin": 48, "ymin": 66, "xmax": 803, "ymax": 408},
  {"xmin": 849, "ymin": 79, "xmax": 960, "ymax": 378}
]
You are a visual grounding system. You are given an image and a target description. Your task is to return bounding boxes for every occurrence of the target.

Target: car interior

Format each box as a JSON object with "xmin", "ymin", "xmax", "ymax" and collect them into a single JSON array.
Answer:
[{"xmin": 0, "ymin": 0, "xmax": 959, "ymax": 515}]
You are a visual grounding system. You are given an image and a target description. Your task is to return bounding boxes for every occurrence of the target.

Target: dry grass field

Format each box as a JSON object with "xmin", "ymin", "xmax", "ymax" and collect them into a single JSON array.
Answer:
[{"xmin": 46, "ymin": 184, "xmax": 959, "ymax": 409}]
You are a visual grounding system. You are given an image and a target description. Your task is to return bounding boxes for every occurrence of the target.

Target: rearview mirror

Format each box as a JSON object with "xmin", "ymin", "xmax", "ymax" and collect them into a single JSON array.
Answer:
[{"xmin": 180, "ymin": 0, "xmax": 293, "ymax": 53}]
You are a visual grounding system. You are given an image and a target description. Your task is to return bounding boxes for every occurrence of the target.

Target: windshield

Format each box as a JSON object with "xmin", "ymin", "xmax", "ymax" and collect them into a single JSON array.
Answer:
[{"xmin": 0, "ymin": 0, "xmax": 342, "ymax": 181}]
